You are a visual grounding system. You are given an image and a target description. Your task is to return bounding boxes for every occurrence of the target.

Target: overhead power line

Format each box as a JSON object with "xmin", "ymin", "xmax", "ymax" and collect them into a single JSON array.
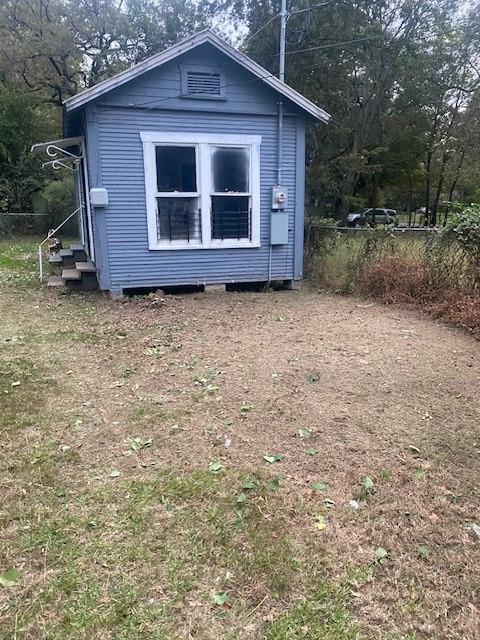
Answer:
[
  {"xmin": 242, "ymin": 13, "xmax": 281, "ymax": 46},
  {"xmin": 242, "ymin": 1, "xmax": 332, "ymax": 47},
  {"xmin": 288, "ymin": 2, "xmax": 332, "ymax": 19}
]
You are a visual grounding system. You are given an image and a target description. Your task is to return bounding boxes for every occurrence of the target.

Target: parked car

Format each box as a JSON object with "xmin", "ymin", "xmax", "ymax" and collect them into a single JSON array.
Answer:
[{"xmin": 347, "ymin": 208, "xmax": 397, "ymax": 227}]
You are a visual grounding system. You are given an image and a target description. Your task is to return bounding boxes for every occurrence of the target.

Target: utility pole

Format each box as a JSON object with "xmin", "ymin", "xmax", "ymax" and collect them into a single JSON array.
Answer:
[
  {"xmin": 279, "ymin": 0, "xmax": 287, "ymax": 81},
  {"xmin": 276, "ymin": 0, "xmax": 288, "ymax": 186}
]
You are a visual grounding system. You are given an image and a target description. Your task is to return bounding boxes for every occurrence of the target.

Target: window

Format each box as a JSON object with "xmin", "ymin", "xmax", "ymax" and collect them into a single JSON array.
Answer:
[
  {"xmin": 154, "ymin": 146, "xmax": 201, "ymax": 244},
  {"xmin": 210, "ymin": 147, "xmax": 250, "ymax": 240},
  {"xmin": 141, "ymin": 132, "xmax": 261, "ymax": 250},
  {"xmin": 180, "ymin": 66, "xmax": 226, "ymax": 100}
]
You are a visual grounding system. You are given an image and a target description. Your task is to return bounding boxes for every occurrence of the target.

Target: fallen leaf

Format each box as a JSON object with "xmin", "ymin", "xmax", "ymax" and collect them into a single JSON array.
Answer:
[
  {"xmin": 298, "ymin": 428, "xmax": 311, "ymax": 440},
  {"xmin": 268, "ymin": 477, "xmax": 282, "ymax": 491},
  {"xmin": 212, "ymin": 591, "xmax": 229, "ymax": 606},
  {"xmin": 408, "ymin": 444, "xmax": 421, "ymax": 456},
  {"xmin": 375, "ymin": 547, "xmax": 388, "ymax": 563},
  {"xmin": 125, "ymin": 436, "xmax": 153, "ymax": 452},
  {"xmin": 313, "ymin": 482, "xmax": 327, "ymax": 492},
  {"xmin": 208, "ymin": 461, "xmax": 223, "ymax": 474},
  {"xmin": 240, "ymin": 402, "xmax": 255, "ymax": 413},
  {"xmin": 363, "ymin": 476, "xmax": 375, "ymax": 493},
  {"xmin": 263, "ymin": 454, "xmax": 284, "ymax": 463},
  {"xmin": 109, "ymin": 469, "xmax": 121, "ymax": 478},
  {"xmin": 314, "ymin": 515, "xmax": 326, "ymax": 530},
  {"xmin": 305, "ymin": 448, "xmax": 317, "ymax": 456}
]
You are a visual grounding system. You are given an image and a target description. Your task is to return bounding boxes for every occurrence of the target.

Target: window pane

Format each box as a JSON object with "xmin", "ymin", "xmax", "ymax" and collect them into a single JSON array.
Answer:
[
  {"xmin": 156, "ymin": 146, "xmax": 196, "ymax": 192},
  {"xmin": 211, "ymin": 196, "xmax": 250, "ymax": 240},
  {"xmin": 157, "ymin": 197, "xmax": 201, "ymax": 242},
  {"xmin": 211, "ymin": 147, "xmax": 249, "ymax": 193}
]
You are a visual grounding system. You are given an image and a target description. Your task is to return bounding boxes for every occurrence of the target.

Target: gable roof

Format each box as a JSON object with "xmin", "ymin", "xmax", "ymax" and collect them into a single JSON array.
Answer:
[{"xmin": 63, "ymin": 29, "xmax": 330, "ymax": 123}]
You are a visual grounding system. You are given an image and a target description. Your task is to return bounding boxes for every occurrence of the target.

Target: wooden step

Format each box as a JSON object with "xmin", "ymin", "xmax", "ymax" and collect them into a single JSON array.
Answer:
[
  {"xmin": 59, "ymin": 249, "xmax": 73, "ymax": 258},
  {"xmin": 70, "ymin": 244, "xmax": 88, "ymax": 261},
  {"xmin": 75, "ymin": 261, "xmax": 96, "ymax": 273},
  {"xmin": 48, "ymin": 253, "xmax": 62, "ymax": 264},
  {"xmin": 62, "ymin": 268, "xmax": 81, "ymax": 281},
  {"xmin": 47, "ymin": 275, "xmax": 66, "ymax": 288}
]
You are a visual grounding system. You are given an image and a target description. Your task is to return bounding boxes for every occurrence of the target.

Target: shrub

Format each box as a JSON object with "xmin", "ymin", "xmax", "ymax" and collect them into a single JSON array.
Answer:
[
  {"xmin": 444, "ymin": 204, "xmax": 480, "ymax": 263},
  {"xmin": 358, "ymin": 254, "xmax": 431, "ymax": 304},
  {"xmin": 442, "ymin": 205, "xmax": 480, "ymax": 289}
]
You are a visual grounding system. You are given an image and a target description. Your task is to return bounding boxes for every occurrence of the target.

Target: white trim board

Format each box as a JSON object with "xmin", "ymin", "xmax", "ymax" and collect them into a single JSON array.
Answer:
[
  {"xmin": 142, "ymin": 131, "xmax": 261, "ymax": 251},
  {"xmin": 64, "ymin": 30, "xmax": 330, "ymax": 124},
  {"xmin": 140, "ymin": 132, "xmax": 262, "ymax": 145}
]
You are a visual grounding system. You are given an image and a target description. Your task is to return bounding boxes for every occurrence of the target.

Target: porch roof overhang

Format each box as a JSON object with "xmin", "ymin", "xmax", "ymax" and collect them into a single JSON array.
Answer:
[
  {"xmin": 31, "ymin": 136, "xmax": 83, "ymax": 156},
  {"xmin": 31, "ymin": 136, "xmax": 84, "ymax": 171}
]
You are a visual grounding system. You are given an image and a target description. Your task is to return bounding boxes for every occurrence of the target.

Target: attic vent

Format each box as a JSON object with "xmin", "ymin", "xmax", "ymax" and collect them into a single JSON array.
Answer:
[
  {"xmin": 187, "ymin": 71, "xmax": 221, "ymax": 95},
  {"xmin": 181, "ymin": 66, "xmax": 226, "ymax": 99}
]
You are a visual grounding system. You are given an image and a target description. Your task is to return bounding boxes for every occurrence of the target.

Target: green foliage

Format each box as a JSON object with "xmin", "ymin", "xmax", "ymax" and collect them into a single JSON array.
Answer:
[
  {"xmin": 0, "ymin": 88, "xmax": 44, "ymax": 215},
  {"xmin": 32, "ymin": 176, "xmax": 77, "ymax": 231},
  {"xmin": 444, "ymin": 204, "xmax": 480, "ymax": 266},
  {"xmin": 315, "ymin": 217, "xmax": 338, "ymax": 228}
]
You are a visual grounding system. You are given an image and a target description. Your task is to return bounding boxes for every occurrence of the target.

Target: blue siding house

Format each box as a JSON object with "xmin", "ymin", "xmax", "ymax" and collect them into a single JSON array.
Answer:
[{"xmin": 35, "ymin": 30, "xmax": 330, "ymax": 295}]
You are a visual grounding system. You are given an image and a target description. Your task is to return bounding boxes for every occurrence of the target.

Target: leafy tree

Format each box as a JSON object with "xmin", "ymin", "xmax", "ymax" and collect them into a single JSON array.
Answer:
[
  {"xmin": 0, "ymin": 0, "xmax": 216, "ymax": 105},
  {"xmin": 0, "ymin": 87, "xmax": 44, "ymax": 213}
]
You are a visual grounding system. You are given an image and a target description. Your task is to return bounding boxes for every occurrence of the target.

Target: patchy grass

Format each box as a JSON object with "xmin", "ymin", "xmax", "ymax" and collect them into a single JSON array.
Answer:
[
  {"xmin": 1, "ymin": 237, "xmax": 479, "ymax": 640},
  {"xmin": 2, "ymin": 464, "xmax": 360, "ymax": 639},
  {"xmin": 0, "ymin": 236, "xmax": 42, "ymax": 290}
]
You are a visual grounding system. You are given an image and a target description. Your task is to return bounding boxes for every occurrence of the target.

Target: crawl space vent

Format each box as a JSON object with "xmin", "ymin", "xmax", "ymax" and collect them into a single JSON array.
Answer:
[{"xmin": 186, "ymin": 70, "xmax": 222, "ymax": 96}]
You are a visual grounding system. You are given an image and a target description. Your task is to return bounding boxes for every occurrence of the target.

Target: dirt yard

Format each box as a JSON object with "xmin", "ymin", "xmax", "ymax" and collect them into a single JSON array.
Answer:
[{"xmin": 1, "ymin": 238, "xmax": 479, "ymax": 639}]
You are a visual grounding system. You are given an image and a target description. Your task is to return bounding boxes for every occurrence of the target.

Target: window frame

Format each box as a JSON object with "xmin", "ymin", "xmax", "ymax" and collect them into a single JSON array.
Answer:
[{"xmin": 141, "ymin": 132, "xmax": 261, "ymax": 251}]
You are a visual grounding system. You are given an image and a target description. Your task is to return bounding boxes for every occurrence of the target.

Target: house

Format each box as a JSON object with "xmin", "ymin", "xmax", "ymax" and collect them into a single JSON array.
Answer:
[{"xmin": 32, "ymin": 30, "xmax": 330, "ymax": 295}]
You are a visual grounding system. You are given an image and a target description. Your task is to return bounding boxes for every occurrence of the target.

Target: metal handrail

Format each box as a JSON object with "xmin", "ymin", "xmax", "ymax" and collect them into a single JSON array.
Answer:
[{"xmin": 38, "ymin": 206, "xmax": 82, "ymax": 282}]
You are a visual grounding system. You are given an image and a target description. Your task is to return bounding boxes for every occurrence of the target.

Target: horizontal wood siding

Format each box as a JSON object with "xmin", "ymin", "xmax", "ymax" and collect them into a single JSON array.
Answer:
[{"xmin": 93, "ymin": 107, "xmax": 297, "ymax": 289}]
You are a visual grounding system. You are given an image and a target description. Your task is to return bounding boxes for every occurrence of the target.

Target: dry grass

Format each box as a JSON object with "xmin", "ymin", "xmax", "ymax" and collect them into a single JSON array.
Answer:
[
  {"xmin": 1, "ymin": 237, "xmax": 479, "ymax": 639},
  {"xmin": 310, "ymin": 230, "xmax": 480, "ymax": 338}
]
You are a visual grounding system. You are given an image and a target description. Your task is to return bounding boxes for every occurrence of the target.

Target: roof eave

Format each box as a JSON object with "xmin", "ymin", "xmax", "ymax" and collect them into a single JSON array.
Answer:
[{"xmin": 64, "ymin": 29, "xmax": 331, "ymax": 124}]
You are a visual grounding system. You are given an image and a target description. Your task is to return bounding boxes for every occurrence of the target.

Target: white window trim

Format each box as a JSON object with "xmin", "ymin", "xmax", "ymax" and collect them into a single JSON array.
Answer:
[{"xmin": 141, "ymin": 131, "xmax": 261, "ymax": 250}]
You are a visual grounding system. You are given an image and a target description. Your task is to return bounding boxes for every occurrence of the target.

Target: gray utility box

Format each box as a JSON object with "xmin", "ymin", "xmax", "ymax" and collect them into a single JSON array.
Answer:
[
  {"xmin": 90, "ymin": 188, "xmax": 109, "ymax": 207},
  {"xmin": 270, "ymin": 212, "xmax": 289, "ymax": 245}
]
